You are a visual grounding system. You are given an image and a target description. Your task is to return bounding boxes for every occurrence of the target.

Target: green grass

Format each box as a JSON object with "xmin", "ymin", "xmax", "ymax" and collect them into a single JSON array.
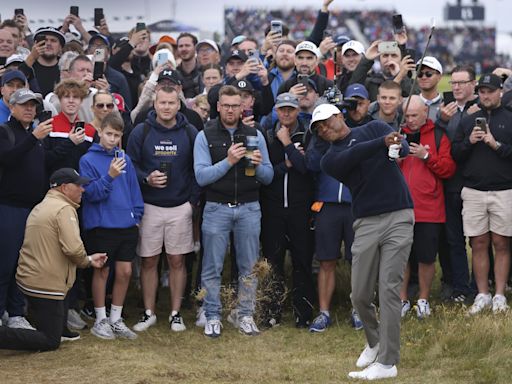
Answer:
[{"xmin": 2, "ymin": 261, "xmax": 512, "ymax": 384}]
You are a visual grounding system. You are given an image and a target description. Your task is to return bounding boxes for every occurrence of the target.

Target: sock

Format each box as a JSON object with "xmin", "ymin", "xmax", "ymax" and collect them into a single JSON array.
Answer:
[
  {"xmin": 95, "ymin": 307, "xmax": 106, "ymax": 323},
  {"xmin": 171, "ymin": 310, "xmax": 178, "ymax": 317},
  {"xmin": 320, "ymin": 310, "xmax": 330, "ymax": 317},
  {"xmin": 110, "ymin": 305, "xmax": 123, "ymax": 324}
]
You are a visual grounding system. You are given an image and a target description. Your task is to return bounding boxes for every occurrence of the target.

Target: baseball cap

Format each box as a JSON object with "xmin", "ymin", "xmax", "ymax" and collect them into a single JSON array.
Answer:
[
  {"xmin": 334, "ymin": 35, "xmax": 351, "ymax": 47},
  {"xmin": 2, "ymin": 70, "xmax": 27, "ymax": 86},
  {"xmin": 88, "ymin": 34, "xmax": 110, "ymax": 48},
  {"xmin": 5, "ymin": 54, "xmax": 27, "ymax": 67},
  {"xmin": 9, "ymin": 88, "xmax": 42, "ymax": 105},
  {"xmin": 157, "ymin": 69, "xmax": 182, "ymax": 85},
  {"xmin": 112, "ymin": 93, "xmax": 126, "ymax": 112},
  {"xmin": 112, "ymin": 37, "xmax": 130, "ymax": 50},
  {"xmin": 476, "ymin": 73, "xmax": 503, "ymax": 91},
  {"xmin": 341, "ymin": 40, "xmax": 365, "ymax": 55},
  {"xmin": 310, "ymin": 103, "xmax": 341, "ymax": 130},
  {"xmin": 231, "ymin": 35, "xmax": 247, "ymax": 46},
  {"xmin": 295, "ymin": 41, "xmax": 320, "ymax": 58},
  {"xmin": 234, "ymin": 79, "xmax": 254, "ymax": 93},
  {"xmin": 417, "ymin": 56, "xmax": 443, "ymax": 74},
  {"xmin": 149, "ymin": 35, "xmax": 177, "ymax": 55},
  {"xmin": 196, "ymin": 39, "xmax": 220, "ymax": 53},
  {"xmin": 345, "ymin": 83, "xmax": 369, "ymax": 100},
  {"xmin": 275, "ymin": 93, "xmax": 299, "ymax": 109},
  {"xmin": 49, "ymin": 168, "xmax": 90, "ymax": 188},
  {"xmin": 34, "ymin": 27, "xmax": 66, "ymax": 47},
  {"xmin": 227, "ymin": 49, "xmax": 248, "ymax": 62}
]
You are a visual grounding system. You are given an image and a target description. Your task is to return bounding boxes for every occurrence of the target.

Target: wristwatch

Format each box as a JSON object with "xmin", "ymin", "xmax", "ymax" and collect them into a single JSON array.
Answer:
[
  {"xmin": 143, "ymin": 176, "xmax": 149, "ymax": 185},
  {"xmin": 495, "ymin": 141, "xmax": 502, "ymax": 151},
  {"xmin": 87, "ymin": 255, "xmax": 92, "ymax": 267}
]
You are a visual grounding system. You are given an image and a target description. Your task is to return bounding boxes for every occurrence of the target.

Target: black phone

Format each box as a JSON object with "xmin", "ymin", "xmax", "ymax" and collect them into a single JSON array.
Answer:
[
  {"xmin": 159, "ymin": 161, "xmax": 171, "ymax": 177},
  {"xmin": 39, "ymin": 111, "xmax": 52, "ymax": 123},
  {"xmin": 35, "ymin": 34, "xmax": 46, "ymax": 44},
  {"xmin": 392, "ymin": 14, "xmax": 404, "ymax": 34},
  {"xmin": 73, "ymin": 121, "xmax": 85, "ymax": 133},
  {"xmin": 242, "ymin": 109, "xmax": 253, "ymax": 119},
  {"xmin": 14, "ymin": 9, "xmax": 24, "ymax": 16},
  {"xmin": 93, "ymin": 61, "xmax": 105, "ymax": 80},
  {"xmin": 70, "ymin": 6, "xmax": 79, "ymax": 17},
  {"xmin": 406, "ymin": 131, "xmax": 421, "ymax": 145},
  {"xmin": 443, "ymin": 91, "xmax": 455, "ymax": 105},
  {"xmin": 136, "ymin": 22, "xmax": 146, "ymax": 32},
  {"xmin": 233, "ymin": 134, "xmax": 246, "ymax": 146},
  {"xmin": 405, "ymin": 48, "xmax": 416, "ymax": 62},
  {"xmin": 94, "ymin": 8, "xmax": 104, "ymax": 26},
  {"xmin": 475, "ymin": 117, "xmax": 487, "ymax": 133}
]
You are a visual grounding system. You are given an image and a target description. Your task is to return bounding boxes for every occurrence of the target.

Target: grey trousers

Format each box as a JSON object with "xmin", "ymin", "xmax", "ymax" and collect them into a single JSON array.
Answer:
[{"xmin": 351, "ymin": 209, "xmax": 414, "ymax": 366}]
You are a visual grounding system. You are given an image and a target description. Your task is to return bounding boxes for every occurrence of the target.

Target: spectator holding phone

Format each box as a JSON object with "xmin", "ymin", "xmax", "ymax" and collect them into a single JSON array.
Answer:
[
  {"xmin": 32, "ymin": 27, "xmax": 65, "ymax": 97},
  {"xmin": 452, "ymin": 74, "xmax": 512, "ymax": 315}
]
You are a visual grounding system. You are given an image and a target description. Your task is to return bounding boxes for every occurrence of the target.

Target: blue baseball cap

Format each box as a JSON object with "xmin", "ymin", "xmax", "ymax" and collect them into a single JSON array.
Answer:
[
  {"xmin": 88, "ymin": 33, "xmax": 110, "ymax": 48},
  {"xmin": 345, "ymin": 83, "xmax": 369, "ymax": 100},
  {"xmin": 1, "ymin": 70, "xmax": 27, "ymax": 86}
]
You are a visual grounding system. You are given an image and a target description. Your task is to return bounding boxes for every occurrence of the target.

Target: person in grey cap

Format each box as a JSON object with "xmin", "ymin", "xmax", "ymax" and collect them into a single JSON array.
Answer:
[
  {"xmin": 32, "ymin": 27, "xmax": 65, "ymax": 97},
  {"xmin": 260, "ymin": 92, "xmax": 315, "ymax": 328},
  {"xmin": 0, "ymin": 168, "xmax": 107, "ymax": 352},
  {"xmin": 0, "ymin": 88, "xmax": 52, "ymax": 331}
]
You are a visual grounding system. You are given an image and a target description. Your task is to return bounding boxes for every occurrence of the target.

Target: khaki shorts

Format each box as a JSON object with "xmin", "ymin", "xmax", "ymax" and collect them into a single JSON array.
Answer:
[
  {"xmin": 137, "ymin": 202, "xmax": 194, "ymax": 257},
  {"xmin": 461, "ymin": 187, "xmax": 512, "ymax": 237}
]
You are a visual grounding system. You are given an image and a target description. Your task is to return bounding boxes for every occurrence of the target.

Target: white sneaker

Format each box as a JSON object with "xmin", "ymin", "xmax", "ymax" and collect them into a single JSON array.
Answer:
[
  {"xmin": 416, "ymin": 299, "xmax": 431, "ymax": 319},
  {"xmin": 401, "ymin": 300, "xmax": 411, "ymax": 318},
  {"xmin": 239, "ymin": 316, "xmax": 260, "ymax": 336},
  {"xmin": 204, "ymin": 319, "xmax": 222, "ymax": 338},
  {"xmin": 7, "ymin": 316, "xmax": 35, "ymax": 330},
  {"xmin": 91, "ymin": 318, "xmax": 115, "ymax": 340},
  {"xmin": 111, "ymin": 318, "xmax": 138, "ymax": 340},
  {"xmin": 227, "ymin": 309, "xmax": 239, "ymax": 328},
  {"xmin": 133, "ymin": 310, "xmax": 157, "ymax": 332},
  {"xmin": 67, "ymin": 309, "xmax": 87, "ymax": 330},
  {"xmin": 169, "ymin": 312, "xmax": 186, "ymax": 332},
  {"xmin": 468, "ymin": 293, "xmax": 492, "ymax": 315},
  {"xmin": 492, "ymin": 294, "xmax": 509, "ymax": 313},
  {"xmin": 356, "ymin": 343, "xmax": 380, "ymax": 368},
  {"xmin": 348, "ymin": 362, "xmax": 397, "ymax": 380},
  {"xmin": 195, "ymin": 306, "xmax": 206, "ymax": 327}
]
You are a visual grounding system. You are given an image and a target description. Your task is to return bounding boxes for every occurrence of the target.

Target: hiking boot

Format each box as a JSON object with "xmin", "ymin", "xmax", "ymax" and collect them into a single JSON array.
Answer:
[
  {"xmin": 309, "ymin": 312, "xmax": 331, "ymax": 333},
  {"xmin": 67, "ymin": 309, "xmax": 87, "ymax": 330},
  {"xmin": 91, "ymin": 318, "xmax": 115, "ymax": 340},
  {"xmin": 239, "ymin": 316, "xmax": 260, "ymax": 336},
  {"xmin": 351, "ymin": 308, "xmax": 363, "ymax": 330},
  {"xmin": 111, "ymin": 318, "xmax": 137, "ymax": 340},
  {"xmin": 133, "ymin": 310, "xmax": 157, "ymax": 332},
  {"xmin": 356, "ymin": 342, "xmax": 380, "ymax": 368},
  {"xmin": 468, "ymin": 293, "xmax": 492, "ymax": 315},
  {"xmin": 204, "ymin": 319, "xmax": 222, "ymax": 338},
  {"xmin": 7, "ymin": 316, "xmax": 35, "ymax": 330},
  {"xmin": 492, "ymin": 294, "xmax": 509, "ymax": 313},
  {"xmin": 416, "ymin": 299, "xmax": 431, "ymax": 319},
  {"xmin": 401, "ymin": 300, "xmax": 411, "ymax": 318},
  {"xmin": 169, "ymin": 312, "xmax": 186, "ymax": 332}
]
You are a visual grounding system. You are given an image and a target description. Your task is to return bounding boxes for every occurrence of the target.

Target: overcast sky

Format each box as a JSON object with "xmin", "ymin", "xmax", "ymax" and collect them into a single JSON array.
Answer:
[{"xmin": 1, "ymin": 1, "xmax": 510, "ymax": 33}]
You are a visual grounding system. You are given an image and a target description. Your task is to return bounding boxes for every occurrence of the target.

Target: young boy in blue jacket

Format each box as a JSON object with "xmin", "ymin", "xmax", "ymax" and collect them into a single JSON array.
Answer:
[{"xmin": 79, "ymin": 112, "xmax": 144, "ymax": 340}]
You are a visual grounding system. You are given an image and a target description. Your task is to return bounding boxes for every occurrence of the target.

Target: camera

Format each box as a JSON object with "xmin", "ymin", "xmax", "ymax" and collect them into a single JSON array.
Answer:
[{"xmin": 322, "ymin": 86, "xmax": 357, "ymax": 111}]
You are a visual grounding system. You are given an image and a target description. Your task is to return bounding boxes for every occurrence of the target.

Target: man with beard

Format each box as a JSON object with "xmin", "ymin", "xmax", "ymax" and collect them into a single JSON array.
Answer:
[
  {"xmin": 32, "ymin": 27, "xmax": 65, "ymax": 97},
  {"xmin": 176, "ymin": 33, "xmax": 201, "ymax": 99},
  {"xmin": 268, "ymin": 40, "xmax": 297, "ymax": 98}
]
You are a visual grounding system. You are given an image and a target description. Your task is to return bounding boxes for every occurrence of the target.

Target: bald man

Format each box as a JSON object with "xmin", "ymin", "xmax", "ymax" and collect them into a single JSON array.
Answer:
[{"xmin": 398, "ymin": 95, "xmax": 456, "ymax": 318}]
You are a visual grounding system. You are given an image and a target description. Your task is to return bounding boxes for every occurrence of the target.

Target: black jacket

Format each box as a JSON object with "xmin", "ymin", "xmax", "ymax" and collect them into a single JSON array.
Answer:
[{"xmin": 277, "ymin": 73, "xmax": 333, "ymax": 97}]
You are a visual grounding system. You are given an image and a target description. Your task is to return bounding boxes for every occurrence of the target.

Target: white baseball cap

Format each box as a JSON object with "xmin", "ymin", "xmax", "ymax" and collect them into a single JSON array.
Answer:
[
  {"xmin": 295, "ymin": 41, "xmax": 320, "ymax": 58},
  {"xmin": 309, "ymin": 103, "xmax": 341, "ymax": 130},
  {"xmin": 416, "ymin": 56, "xmax": 443, "ymax": 74},
  {"xmin": 341, "ymin": 40, "xmax": 365, "ymax": 55}
]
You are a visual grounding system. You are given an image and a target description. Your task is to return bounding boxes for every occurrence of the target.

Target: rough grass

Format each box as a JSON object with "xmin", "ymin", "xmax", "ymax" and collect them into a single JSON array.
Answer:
[{"xmin": 2, "ymin": 259, "xmax": 512, "ymax": 384}]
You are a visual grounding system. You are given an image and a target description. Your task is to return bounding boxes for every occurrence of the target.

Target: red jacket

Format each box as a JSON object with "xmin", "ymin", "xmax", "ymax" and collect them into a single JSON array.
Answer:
[{"xmin": 400, "ymin": 119, "xmax": 456, "ymax": 223}]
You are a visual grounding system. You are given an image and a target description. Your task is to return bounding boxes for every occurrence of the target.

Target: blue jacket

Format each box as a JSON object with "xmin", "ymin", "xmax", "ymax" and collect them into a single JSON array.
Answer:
[
  {"xmin": 127, "ymin": 111, "xmax": 201, "ymax": 207},
  {"xmin": 79, "ymin": 143, "xmax": 144, "ymax": 230},
  {"xmin": 0, "ymin": 99, "xmax": 10, "ymax": 124}
]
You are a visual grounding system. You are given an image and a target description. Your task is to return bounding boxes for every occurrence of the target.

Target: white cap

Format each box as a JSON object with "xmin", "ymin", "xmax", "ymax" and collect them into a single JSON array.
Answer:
[
  {"xmin": 341, "ymin": 40, "xmax": 365, "ymax": 55},
  {"xmin": 417, "ymin": 56, "xmax": 443, "ymax": 74},
  {"xmin": 310, "ymin": 103, "xmax": 341, "ymax": 130},
  {"xmin": 295, "ymin": 41, "xmax": 320, "ymax": 58},
  {"xmin": 196, "ymin": 39, "xmax": 219, "ymax": 53},
  {"xmin": 5, "ymin": 53, "xmax": 27, "ymax": 67}
]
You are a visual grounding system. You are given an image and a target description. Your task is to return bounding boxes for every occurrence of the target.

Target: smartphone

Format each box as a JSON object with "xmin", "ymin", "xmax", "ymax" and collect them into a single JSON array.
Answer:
[
  {"xmin": 73, "ymin": 121, "xmax": 85, "ymax": 133},
  {"xmin": 70, "ymin": 6, "xmax": 79, "ymax": 17},
  {"xmin": 443, "ymin": 91, "xmax": 455, "ymax": 105},
  {"xmin": 233, "ymin": 134, "xmax": 246, "ymax": 146},
  {"xmin": 39, "ymin": 110, "xmax": 52, "ymax": 123},
  {"xmin": 14, "ymin": 9, "xmax": 24, "ymax": 16},
  {"xmin": 35, "ymin": 34, "xmax": 46, "ymax": 44},
  {"xmin": 115, "ymin": 149, "xmax": 125, "ymax": 159},
  {"xmin": 159, "ymin": 161, "xmax": 171, "ymax": 177},
  {"xmin": 247, "ymin": 49, "xmax": 260, "ymax": 64},
  {"xmin": 378, "ymin": 41, "xmax": 399, "ymax": 54},
  {"xmin": 406, "ymin": 131, "xmax": 421, "ymax": 145},
  {"xmin": 157, "ymin": 51, "xmax": 168, "ymax": 66},
  {"xmin": 93, "ymin": 61, "xmax": 105, "ymax": 80},
  {"xmin": 297, "ymin": 74, "xmax": 309, "ymax": 92},
  {"xmin": 270, "ymin": 20, "xmax": 283, "ymax": 36},
  {"xmin": 136, "ymin": 22, "xmax": 146, "ymax": 32},
  {"xmin": 392, "ymin": 14, "xmax": 404, "ymax": 34},
  {"xmin": 242, "ymin": 109, "xmax": 253, "ymax": 119},
  {"xmin": 404, "ymin": 48, "xmax": 416, "ymax": 61},
  {"xmin": 94, "ymin": 48, "xmax": 105, "ymax": 62},
  {"xmin": 475, "ymin": 117, "xmax": 487, "ymax": 133},
  {"xmin": 94, "ymin": 8, "xmax": 104, "ymax": 26}
]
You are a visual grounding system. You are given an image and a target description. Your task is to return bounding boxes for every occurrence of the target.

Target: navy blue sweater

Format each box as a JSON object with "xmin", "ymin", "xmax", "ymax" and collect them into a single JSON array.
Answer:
[
  {"xmin": 320, "ymin": 120, "xmax": 413, "ymax": 219},
  {"xmin": 127, "ymin": 111, "xmax": 200, "ymax": 207}
]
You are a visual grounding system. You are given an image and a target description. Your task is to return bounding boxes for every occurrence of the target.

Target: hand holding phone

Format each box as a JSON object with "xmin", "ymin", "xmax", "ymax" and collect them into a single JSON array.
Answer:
[
  {"xmin": 70, "ymin": 6, "xmax": 79, "ymax": 17},
  {"xmin": 475, "ymin": 117, "xmax": 487, "ymax": 133},
  {"xmin": 94, "ymin": 8, "xmax": 104, "ymax": 26},
  {"xmin": 392, "ymin": 14, "xmax": 404, "ymax": 34}
]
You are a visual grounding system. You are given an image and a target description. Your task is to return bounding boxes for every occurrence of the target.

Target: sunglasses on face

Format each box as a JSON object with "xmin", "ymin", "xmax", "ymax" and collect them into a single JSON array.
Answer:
[
  {"xmin": 95, "ymin": 103, "xmax": 115, "ymax": 109},
  {"xmin": 417, "ymin": 71, "xmax": 435, "ymax": 79}
]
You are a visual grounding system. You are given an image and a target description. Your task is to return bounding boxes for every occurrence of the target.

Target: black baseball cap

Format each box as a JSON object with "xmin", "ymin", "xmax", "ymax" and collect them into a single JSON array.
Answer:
[
  {"xmin": 50, "ymin": 168, "xmax": 90, "ymax": 188},
  {"xmin": 234, "ymin": 79, "xmax": 254, "ymax": 93},
  {"xmin": 476, "ymin": 73, "xmax": 503, "ymax": 91},
  {"xmin": 227, "ymin": 49, "xmax": 248, "ymax": 62},
  {"xmin": 157, "ymin": 69, "xmax": 183, "ymax": 85}
]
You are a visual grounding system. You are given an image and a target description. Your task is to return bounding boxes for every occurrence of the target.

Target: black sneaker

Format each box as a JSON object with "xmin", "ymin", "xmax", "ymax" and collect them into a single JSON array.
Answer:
[
  {"xmin": 295, "ymin": 316, "xmax": 311, "ymax": 329},
  {"xmin": 80, "ymin": 303, "xmax": 95, "ymax": 321},
  {"xmin": 61, "ymin": 327, "xmax": 80, "ymax": 341}
]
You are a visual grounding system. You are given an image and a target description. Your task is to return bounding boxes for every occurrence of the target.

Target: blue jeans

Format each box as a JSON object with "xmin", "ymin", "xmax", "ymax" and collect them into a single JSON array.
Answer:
[
  {"xmin": 0, "ymin": 204, "xmax": 31, "ymax": 318},
  {"xmin": 201, "ymin": 201, "xmax": 261, "ymax": 320}
]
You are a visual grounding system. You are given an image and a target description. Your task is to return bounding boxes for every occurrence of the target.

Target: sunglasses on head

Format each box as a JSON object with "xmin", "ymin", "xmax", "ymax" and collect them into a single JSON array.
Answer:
[
  {"xmin": 95, "ymin": 103, "xmax": 115, "ymax": 109},
  {"xmin": 417, "ymin": 71, "xmax": 435, "ymax": 79}
]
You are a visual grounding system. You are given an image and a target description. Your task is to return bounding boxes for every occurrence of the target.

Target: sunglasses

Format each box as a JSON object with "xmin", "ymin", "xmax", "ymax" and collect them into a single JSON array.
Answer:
[
  {"xmin": 95, "ymin": 103, "xmax": 115, "ymax": 109},
  {"xmin": 417, "ymin": 71, "xmax": 435, "ymax": 79}
]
